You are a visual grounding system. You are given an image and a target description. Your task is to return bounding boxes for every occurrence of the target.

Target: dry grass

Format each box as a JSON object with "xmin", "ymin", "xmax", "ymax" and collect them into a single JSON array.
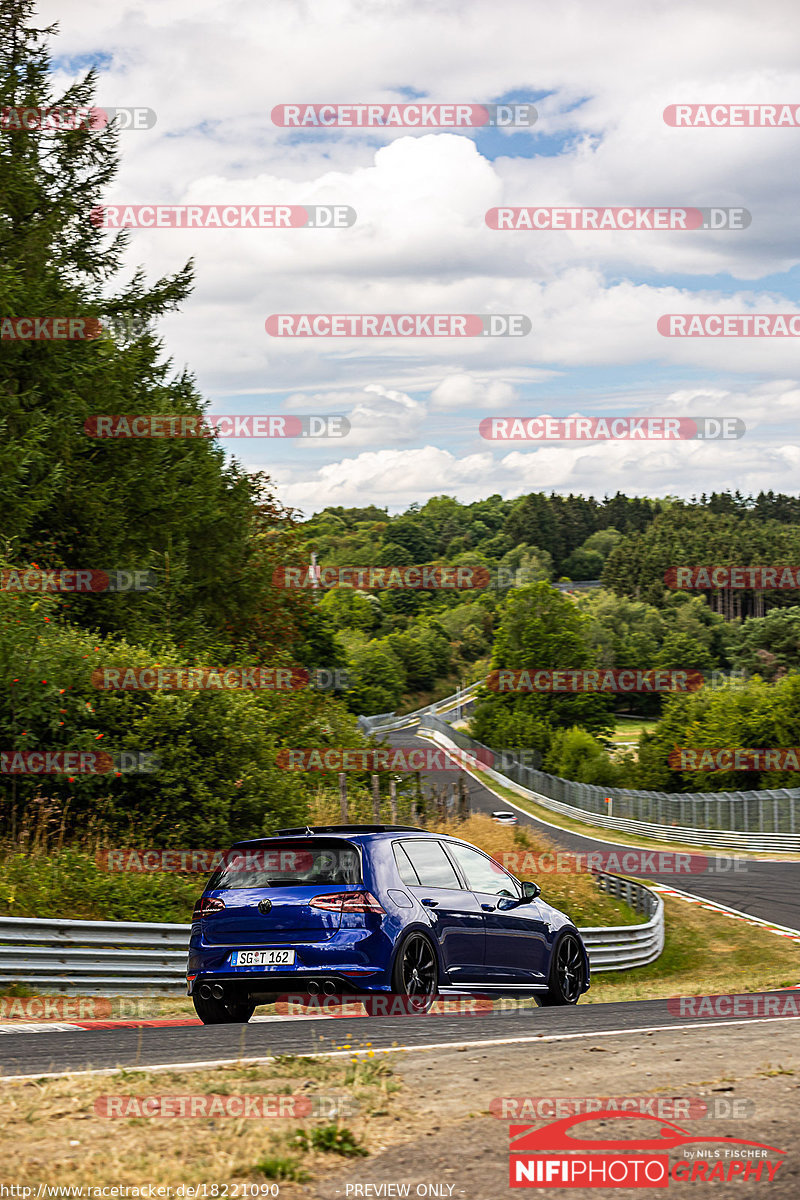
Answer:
[{"xmin": 0, "ymin": 1055, "xmax": 406, "ymax": 1190}]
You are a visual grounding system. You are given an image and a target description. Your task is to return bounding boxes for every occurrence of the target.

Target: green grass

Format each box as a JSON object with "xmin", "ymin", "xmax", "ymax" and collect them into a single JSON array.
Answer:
[
  {"xmin": 252, "ymin": 1155, "xmax": 310, "ymax": 1182},
  {"xmin": 0, "ymin": 815, "xmax": 647, "ymax": 929},
  {"xmin": 611, "ymin": 717, "xmax": 657, "ymax": 741},
  {"xmin": 0, "ymin": 847, "xmax": 199, "ymax": 922},
  {"xmin": 585, "ymin": 893, "xmax": 800, "ymax": 1004},
  {"xmin": 292, "ymin": 1125, "xmax": 368, "ymax": 1158}
]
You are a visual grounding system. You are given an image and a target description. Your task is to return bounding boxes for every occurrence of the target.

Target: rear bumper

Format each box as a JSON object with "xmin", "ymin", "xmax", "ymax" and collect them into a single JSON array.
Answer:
[
  {"xmin": 188, "ymin": 969, "xmax": 383, "ymax": 1000},
  {"xmin": 188, "ymin": 925, "xmax": 393, "ymax": 995}
]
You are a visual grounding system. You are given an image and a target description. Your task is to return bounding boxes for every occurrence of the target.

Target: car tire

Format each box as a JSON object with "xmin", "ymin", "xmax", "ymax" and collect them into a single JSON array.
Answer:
[
  {"xmin": 192, "ymin": 992, "xmax": 256, "ymax": 1024},
  {"xmin": 391, "ymin": 931, "xmax": 439, "ymax": 1012},
  {"xmin": 536, "ymin": 932, "xmax": 585, "ymax": 1007}
]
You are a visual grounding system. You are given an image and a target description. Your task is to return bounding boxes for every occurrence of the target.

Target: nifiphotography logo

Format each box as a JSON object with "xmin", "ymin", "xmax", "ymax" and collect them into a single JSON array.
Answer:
[{"xmin": 508, "ymin": 1111, "xmax": 785, "ymax": 1187}]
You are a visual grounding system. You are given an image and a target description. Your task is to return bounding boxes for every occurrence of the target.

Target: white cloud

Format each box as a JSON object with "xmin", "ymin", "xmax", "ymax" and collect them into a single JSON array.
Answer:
[
  {"xmin": 31, "ymin": 0, "xmax": 800, "ymax": 505},
  {"xmin": 430, "ymin": 373, "xmax": 516, "ymax": 410}
]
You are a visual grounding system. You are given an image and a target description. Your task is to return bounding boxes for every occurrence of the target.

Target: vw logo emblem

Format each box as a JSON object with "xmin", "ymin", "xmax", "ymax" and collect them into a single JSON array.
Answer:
[{"xmin": 258, "ymin": 898, "xmax": 272, "ymax": 914}]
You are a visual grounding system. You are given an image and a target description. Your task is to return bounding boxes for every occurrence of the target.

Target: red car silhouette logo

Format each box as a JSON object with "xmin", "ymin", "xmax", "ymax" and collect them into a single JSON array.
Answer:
[{"xmin": 510, "ymin": 1110, "xmax": 785, "ymax": 1155}]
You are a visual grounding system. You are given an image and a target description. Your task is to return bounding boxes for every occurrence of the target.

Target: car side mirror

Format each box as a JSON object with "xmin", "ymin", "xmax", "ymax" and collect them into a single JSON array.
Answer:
[{"xmin": 521, "ymin": 881, "xmax": 541, "ymax": 902}]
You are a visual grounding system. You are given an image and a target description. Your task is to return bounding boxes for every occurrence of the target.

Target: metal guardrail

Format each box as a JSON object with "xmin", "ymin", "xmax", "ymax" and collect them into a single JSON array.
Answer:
[
  {"xmin": 552, "ymin": 580, "xmax": 604, "ymax": 591},
  {"xmin": 0, "ymin": 873, "xmax": 663, "ymax": 993},
  {"xmin": 418, "ymin": 716, "xmax": 800, "ymax": 852},
  {"xmin": 0, "ymin": 915, "xmax": 188, "ymax": 993},
  {"xmin": 357, "ymin": 682, "xmax": 482, "ymax": 734},
  {"xmin": 583, "ymin": 874, "xmax": 664, "ymax": 971}
]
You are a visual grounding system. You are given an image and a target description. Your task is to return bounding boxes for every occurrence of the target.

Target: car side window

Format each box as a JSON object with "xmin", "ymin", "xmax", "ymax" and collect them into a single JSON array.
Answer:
[
  {"xmin": 447, "ymin": 843, "xmax": 520, "ymax": 897},
  {"xmin": 392, "ymin": 843, "xmax": 421, "ymax": 886},
  {"xmin": 398, "ymin": 839, "xmax": 462, "ymax": 890}
]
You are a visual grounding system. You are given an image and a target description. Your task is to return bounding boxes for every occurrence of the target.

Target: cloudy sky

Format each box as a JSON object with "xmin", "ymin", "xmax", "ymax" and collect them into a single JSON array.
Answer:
[{"xmin": 40, "ymin": 0, "xmax": 800, "ymax": 513}]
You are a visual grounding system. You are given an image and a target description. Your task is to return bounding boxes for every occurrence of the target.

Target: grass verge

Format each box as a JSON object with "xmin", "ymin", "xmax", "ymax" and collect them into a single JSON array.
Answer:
[{"xmin": 0, "ymin": 1054, "xmax": 403, "ymax": 1191}]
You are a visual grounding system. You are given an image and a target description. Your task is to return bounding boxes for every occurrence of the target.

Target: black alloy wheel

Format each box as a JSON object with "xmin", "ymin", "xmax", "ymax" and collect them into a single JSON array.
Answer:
[
  {"xmin": 537, "ymin": 933, "xmax": 585, "ymax": 1006},
  {"xmin": 392, "ymin": 932, "xmax": 439, "ymax": 1011}
]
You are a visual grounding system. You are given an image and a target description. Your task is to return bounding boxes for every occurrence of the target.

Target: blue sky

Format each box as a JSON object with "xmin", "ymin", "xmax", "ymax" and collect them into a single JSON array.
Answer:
[{"xmin": 39, "ymin": 0, "xmax": 800, "ymax": 513}]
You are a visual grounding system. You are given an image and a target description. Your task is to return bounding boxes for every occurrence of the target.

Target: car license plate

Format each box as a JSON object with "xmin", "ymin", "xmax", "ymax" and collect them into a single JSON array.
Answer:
[{"xmin": 230, "ymin": 949, "xmax": 295, "ymax": 967}]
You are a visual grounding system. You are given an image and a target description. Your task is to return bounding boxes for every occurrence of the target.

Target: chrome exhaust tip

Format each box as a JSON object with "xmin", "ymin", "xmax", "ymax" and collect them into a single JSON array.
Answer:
[
  {"xmin": 211, "ymin": 984, "xmax": 224, "ymax": 1000},
  {"xmin": 199, "ymin": 984, "xmax": 212, "ymax": 999},
  {"xmin": 322, "ymin": 979, "xmax": 337, "ymax": 995},
  {"xmin": 307, "ymin": 980, "xmax": 320, "ymax": 995}
]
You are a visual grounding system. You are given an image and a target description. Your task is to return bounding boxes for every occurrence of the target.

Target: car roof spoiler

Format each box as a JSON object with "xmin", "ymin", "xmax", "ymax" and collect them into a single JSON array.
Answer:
[{"xmin": 228, "ymin": 825, "xmax": 428, "ymax": 849}]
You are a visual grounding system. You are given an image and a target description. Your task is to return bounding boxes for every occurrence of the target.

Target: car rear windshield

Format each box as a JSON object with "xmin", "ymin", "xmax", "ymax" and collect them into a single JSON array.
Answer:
[{"xmin": 206, "ymin": 840, "xmax": 362, "ymax": 890}]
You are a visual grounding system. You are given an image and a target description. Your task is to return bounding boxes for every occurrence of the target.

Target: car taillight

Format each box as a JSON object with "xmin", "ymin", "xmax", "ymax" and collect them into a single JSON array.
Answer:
[
  {"xmin": 192, "ymin": 896, "xmax": 226, "ymax": 919},
  {"xmin": 309, "ymin": 890, "xmax": 385, "ymax": 913}
]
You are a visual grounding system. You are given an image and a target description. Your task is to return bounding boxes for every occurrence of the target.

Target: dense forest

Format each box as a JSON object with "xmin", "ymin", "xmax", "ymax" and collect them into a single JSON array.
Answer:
[{"xmin": 294, "ymin": 496, "xmax": 800, "ymax": 793}]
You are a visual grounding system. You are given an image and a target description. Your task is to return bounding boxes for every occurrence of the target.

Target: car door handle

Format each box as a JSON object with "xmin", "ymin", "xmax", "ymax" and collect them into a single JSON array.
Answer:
[
  {"xmin": 421, "ymin": 898, "xmax": 439, "ymax": 907},
  {"xmin": 481, "ymin": 903, "xmax": 496, "ymax": 911}
]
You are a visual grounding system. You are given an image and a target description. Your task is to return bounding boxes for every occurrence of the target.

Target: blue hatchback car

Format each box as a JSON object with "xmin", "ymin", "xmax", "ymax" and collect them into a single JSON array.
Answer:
[{"xmin": 187, "ymin": 824, "xmax": 590, "ymax": 1023}]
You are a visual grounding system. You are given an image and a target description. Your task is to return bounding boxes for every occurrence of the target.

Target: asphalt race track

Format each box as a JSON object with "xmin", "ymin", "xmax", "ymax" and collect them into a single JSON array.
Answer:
[
  {"xmin": 385, "ymin": 725, "xmax": 800, "ymax": 930},
  {"xmin": 1, "ymin": 996, "xmax": 798, "ymax": 1079},
  {"xmin": 0, "ymin": 724, "xmax": 797, "ymax": 1083}
]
